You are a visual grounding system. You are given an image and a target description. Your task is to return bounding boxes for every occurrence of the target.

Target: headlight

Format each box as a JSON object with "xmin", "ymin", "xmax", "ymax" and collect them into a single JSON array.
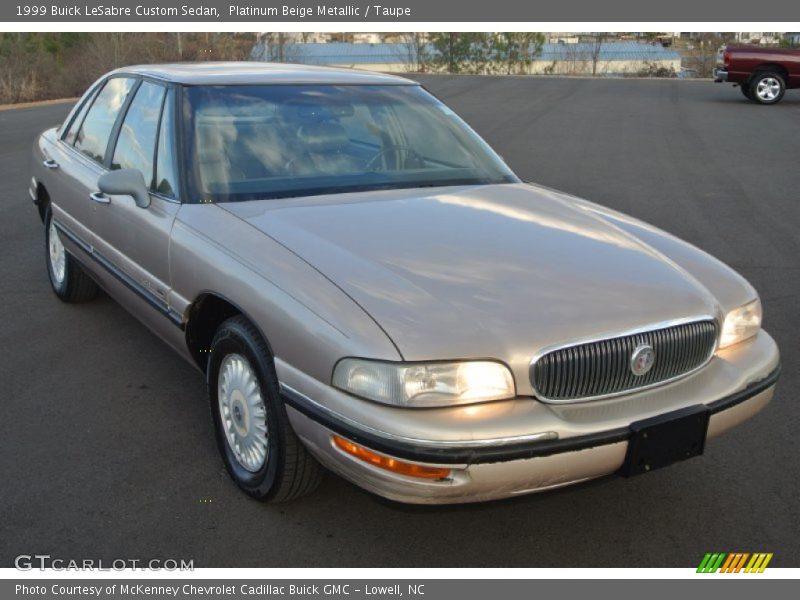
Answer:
[
  {"xmin": 719, "ymin": 298, "xmax": 762, "ymax": 349},
  {"xmin": 332, "ymin": 359, "xmax": 516, "ymax": 407}
]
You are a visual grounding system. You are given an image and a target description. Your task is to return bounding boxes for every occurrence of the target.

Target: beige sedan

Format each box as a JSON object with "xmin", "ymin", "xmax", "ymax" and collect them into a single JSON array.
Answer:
[{"xmin": 31, "ymin": 63, "xmax": 780, "ymax": 503}]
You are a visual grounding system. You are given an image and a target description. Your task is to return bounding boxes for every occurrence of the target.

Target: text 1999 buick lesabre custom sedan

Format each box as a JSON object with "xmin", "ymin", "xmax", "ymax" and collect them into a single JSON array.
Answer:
[{"xmin": 31, "ymin": 63, "xmax": 780, "ymax": 504}]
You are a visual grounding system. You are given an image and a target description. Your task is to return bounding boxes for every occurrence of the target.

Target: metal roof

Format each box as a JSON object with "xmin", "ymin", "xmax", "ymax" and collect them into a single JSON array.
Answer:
[
  {"xmin": 539, "ymin": 41, "xmax": 681, "ymax": 61},
  {"xmin": 251, "ymin": 41, "xmax": 681, "ymax": 65},
  {"xmin": 252, "ymin": 43, "xmax": 411, "ymax": 65},
  {"xmin": 110, "ymin": 62, "xmax": 414, "ymax": 85}
]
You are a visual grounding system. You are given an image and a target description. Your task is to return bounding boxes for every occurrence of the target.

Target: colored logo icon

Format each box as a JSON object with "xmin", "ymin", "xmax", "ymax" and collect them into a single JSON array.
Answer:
[{"xmin": 697, "ymin": 552, "xmax": 773, "ymax": 573}]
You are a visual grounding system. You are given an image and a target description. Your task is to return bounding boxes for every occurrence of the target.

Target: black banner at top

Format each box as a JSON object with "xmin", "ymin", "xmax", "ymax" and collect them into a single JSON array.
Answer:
[{"xmin": 4, "ymin": 0, "xmax": 800, "ymax": 22}]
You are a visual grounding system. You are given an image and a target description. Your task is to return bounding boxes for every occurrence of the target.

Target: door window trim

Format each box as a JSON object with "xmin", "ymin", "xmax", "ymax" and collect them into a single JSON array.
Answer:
[
  {"xmin": 64, "ymin": 73, "xmax": 142, "ymax": 162},
  {"xmin": 55, "ymin": 75, "xmax": 182, "ymax": 205},
  {"xmin": 101, "ymin": 77, "xmax": 144, "ymax": 169},
  {"xmin": 106, "ymin": 77, "xmax": 182, "ymax": 204},
  {"xmin": 58, "ymin": 78, "xmax": 105, "ymax": 142},
  {"xmin": 57, "ymin": 73, "xmax": 185, "ymax": 204},
  {"xmin": 58, "ymin": 74, "xmax": 141, "ymax": 169}
]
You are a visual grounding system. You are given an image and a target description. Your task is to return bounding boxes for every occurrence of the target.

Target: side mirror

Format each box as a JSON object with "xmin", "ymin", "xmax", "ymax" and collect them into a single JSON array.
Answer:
[{"xmin": 98, "ymin": 169, "xmax": 150, "ymax": 209}]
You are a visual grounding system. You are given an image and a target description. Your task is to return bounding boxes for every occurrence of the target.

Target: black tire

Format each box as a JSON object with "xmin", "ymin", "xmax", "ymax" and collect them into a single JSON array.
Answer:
[
  {"xmin": 739, "ymin": 83, "xmax": 753, "ymax": 101},
  {"xmin": 44, "ymin": 206, "xmax": 98, "ymax": 302},
  {"xmin": 208, "ymin": 315, "xmax": 322, "ymax": 502},
  {"xmin": 749, "ymin": 71, "xmax": 786, "ymax": 105}
]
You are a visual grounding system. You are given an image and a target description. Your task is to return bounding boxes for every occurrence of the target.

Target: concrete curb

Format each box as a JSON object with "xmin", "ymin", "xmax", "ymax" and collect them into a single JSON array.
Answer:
[
  {"xmin": 407, "ymin": 72, "xmax": 715, "ymax": 82},
  {"xmin": 0, "ymin": 97, "xmax": 77, "ymax": 112}
]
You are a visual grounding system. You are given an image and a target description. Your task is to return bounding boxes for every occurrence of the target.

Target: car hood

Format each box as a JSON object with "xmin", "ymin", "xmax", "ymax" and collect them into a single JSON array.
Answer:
[{"xmin": 223, "ymin": 183, "xmax": 720, "ymax": 371}]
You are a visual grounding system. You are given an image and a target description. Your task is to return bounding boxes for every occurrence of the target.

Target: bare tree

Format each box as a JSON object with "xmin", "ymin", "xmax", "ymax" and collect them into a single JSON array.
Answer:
[
  {"xmin": 397, "ymin": 32, "xmax": 428, "ymax": 72},
  {"xmin": 253, "ymin": 32, "xmax": 298, "ymax": 63},
  {"xmin": 84, "ymin": 33, "xmax": 138, "ymax": 74},
  {"xmin": 684, "ymin": 33, "xmax": 723, "ymax": 78},
  {"xmin": 0, "ymin": 33, "xmax": 261, "ymax": 105},
  {"xmin": 0, "ymin": 41, "xmax": 43, "ymax": 103},
  {"xmin": 485, "ymin": 33, "xmax": 544, "ymax": 75},
  {"xmin": 562, "ymin": 42, "xmax": 581, "ymax": 75},
  {"xmin": 590, "ymin": 33, "xmax": 605, "ymax": 76},
  {"xmin": 429, "ymin": 33, "xmax": 492, "ymax": 74}
]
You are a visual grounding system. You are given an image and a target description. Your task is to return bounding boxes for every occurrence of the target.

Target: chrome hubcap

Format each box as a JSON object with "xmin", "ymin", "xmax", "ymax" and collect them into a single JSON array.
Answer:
[
  {"xmin": 218, "ymin": 353, "xmax": 268, "ymax": 472},
  {"xmin": 48, "ymin": 221, "xmax": 66, "ymax": 285},
  {"xmin": 756, "ymin": 78, "xmax": 781, "ymax": 101}
]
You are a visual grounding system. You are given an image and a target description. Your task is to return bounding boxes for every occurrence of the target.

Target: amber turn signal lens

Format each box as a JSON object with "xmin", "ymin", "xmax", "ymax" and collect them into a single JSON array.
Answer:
[{"xmin": 332, "ymin": 435, "xmax": 451, "ymax": 480}]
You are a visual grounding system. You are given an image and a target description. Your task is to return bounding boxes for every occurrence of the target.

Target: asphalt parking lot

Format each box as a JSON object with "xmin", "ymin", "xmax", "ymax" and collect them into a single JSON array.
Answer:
[{"xmin": 1, "ymin": 76, "xmax": 798, "ymax": 568}]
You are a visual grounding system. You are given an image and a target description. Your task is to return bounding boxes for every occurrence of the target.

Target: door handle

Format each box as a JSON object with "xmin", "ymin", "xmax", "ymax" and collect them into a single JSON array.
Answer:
[
  {"xmin": 89, "ymin": 192, "xmax": 110, "ymax": 204},
  {"xmin": 42, "ymin": 159, "xmax": 59, "ymax": 169}
]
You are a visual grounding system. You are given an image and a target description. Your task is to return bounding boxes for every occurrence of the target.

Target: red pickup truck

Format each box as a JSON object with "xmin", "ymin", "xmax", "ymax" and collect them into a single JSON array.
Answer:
[{"xmin": 714, "ymin": 46, "xmax": 800, "ymax": 104}]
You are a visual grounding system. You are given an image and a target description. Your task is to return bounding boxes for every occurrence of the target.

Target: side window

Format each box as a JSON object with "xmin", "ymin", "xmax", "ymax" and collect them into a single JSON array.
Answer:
[
  {"xmin": 63, "ymin": 85, "xmax": 99, "ymax": 146},
  {"xmin": 111, "ymin": 81, "xmax": 166, "ymax": 187},
  {"xmin": 154, "ymin": 89, "xmax": 178, "ymax": 198},
  {"xmin": 74, "ymin": 77, "xmax": 136, "ymax": 163}
]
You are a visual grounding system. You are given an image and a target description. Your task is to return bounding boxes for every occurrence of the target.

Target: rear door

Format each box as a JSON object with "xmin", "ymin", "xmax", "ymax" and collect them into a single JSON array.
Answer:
[
  {"xmin": 90, "ymin": 80, "xmax": 182, "ymax": 324},
  {"xmin": 48, "ymin": 76, "xmax": 137, "ymax": 247}
]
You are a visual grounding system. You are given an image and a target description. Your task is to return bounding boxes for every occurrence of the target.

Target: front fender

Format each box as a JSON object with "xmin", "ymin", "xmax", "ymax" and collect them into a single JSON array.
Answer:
[{"xmin": 169, "ymin": 204, "xmax": 401, "ymax": 386}]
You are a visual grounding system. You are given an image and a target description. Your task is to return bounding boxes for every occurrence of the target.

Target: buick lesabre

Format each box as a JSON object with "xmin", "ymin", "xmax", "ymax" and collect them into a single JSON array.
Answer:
[{"xmin": 31, "ymin": 63, "xmax": 780, "ymax": 503}]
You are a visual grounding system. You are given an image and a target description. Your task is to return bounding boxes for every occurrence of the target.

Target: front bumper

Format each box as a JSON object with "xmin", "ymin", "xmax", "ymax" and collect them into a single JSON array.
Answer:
[
  {"xmin": 280, "ymin": 332, "xmax": 780, "ymax": 504},
  {"xmin": 713, "ymin": 67, "xmax": 729, "ymax": 82}
]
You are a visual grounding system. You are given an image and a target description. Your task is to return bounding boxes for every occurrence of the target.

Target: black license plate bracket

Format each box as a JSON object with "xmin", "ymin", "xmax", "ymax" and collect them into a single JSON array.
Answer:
[{"xmin": 621, "ymin": 405, "xmax": 710, "ymax": 477}]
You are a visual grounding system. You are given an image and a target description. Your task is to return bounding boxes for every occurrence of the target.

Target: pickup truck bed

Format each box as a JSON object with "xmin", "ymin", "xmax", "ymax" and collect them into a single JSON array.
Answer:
[{"xmin": 714, "ymin": 46, "xmax": 800, "ymax": 104}]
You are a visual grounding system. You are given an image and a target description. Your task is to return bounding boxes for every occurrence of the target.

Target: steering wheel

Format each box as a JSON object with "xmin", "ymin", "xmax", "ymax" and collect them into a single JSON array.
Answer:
[{"xmin": 365, "ymin": 146, "xmax": 424, "ymax": 171}]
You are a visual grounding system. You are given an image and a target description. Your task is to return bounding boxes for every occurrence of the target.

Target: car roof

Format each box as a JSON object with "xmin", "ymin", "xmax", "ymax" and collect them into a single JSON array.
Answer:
[{"xmin": 110, "ymin": 62, "xmax": 418, "ymax": 86}]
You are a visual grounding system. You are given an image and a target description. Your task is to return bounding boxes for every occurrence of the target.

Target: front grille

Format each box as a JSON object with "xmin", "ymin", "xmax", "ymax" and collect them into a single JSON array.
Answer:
[{"xmin": 530, "ymin": 320, "xmax": 718, "ymax": 402}]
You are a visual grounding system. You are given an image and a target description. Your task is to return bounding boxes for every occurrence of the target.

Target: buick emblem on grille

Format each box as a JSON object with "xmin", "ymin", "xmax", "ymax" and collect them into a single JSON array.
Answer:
[{"xmin": 630, "ymin": 344, "xmax": 655, "ymax": 376}]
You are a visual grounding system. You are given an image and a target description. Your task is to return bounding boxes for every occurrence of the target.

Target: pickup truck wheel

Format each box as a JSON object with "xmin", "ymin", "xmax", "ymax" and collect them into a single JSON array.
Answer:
[
  {"xmin": 750, "ymin": 72, "xmax": 786, "ymax": 104},
  {"xmin": 44, "ymin": 207, "xmax": 98, "ymax": 302},
  {"xmin": 208, "ymin": 316, "xmax": 322, "ymax": 502},
  {"xmin": 739, "ymin": 83, "xmax": 753, "ymax": 101}
]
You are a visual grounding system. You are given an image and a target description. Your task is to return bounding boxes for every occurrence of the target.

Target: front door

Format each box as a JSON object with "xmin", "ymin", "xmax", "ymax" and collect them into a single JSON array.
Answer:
[{"xmin": 90, "ymin": 81, "xmax": 182, "ymax": 326}]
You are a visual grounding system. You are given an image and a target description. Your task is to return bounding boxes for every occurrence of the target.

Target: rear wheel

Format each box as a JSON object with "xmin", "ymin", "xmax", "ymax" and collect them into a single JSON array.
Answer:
[
  {"xmin": 750, "ymin": 72, "xmax": 786, "ymax": 105},
  {"xmin": 44, "ymin": 206, "xmax": 98, "ymax": 302},
  {"xmin": 208, "ymin": 316, "xmax": 322, "ymax": 502}
]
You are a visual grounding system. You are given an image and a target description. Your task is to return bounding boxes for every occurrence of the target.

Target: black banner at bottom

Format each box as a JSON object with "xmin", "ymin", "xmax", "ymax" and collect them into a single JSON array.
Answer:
[{"xmin": 3, "ymin": 579, "xmax": 795, "ymax": 600}]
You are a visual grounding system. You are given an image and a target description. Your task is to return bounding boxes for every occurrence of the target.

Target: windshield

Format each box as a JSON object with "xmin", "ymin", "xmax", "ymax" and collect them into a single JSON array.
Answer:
[{"xmin": 182, "ymin": 84, "xmax": 519, "ymax": 202}]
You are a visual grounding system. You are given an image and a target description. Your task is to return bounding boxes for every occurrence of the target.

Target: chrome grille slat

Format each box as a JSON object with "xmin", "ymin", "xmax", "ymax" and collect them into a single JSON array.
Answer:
[
  {"xmin": 614, "ymin": 336, "xmax": 626, "ymax": 392},
  {"xmin": 531, "ymin": 320, "xmax": 718, "ymax": 402},
  {"xmin": 677, "ymin": 324, "xmax": 688, "ymax": 373},
  {"xmin": 588, "ymin": 341, "xmax": 599, "ymax": 398},
  {"xmin": 582, "ymin": 343, "xmax": 592, "ymax": 398},
  {"xmin": 610, "ymin": 337, "xmax": 620, "ymax": 393}
]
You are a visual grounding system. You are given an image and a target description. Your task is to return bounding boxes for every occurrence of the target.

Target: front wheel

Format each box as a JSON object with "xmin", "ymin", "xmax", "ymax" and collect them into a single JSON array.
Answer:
[
  {"xmin": 750, "ymin": 72, "xmax": 786, "ymax": 105},
  {"xmin": 44, "ymin": 207, "xmax": 98, "ymax": 302},
  {"xmin": 208, "ymin": 316, "xmax": 322, "ymax": 502},
  {"xmin": 739, "ymin": 83, "xmax": 753, "ymax": 101}
]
